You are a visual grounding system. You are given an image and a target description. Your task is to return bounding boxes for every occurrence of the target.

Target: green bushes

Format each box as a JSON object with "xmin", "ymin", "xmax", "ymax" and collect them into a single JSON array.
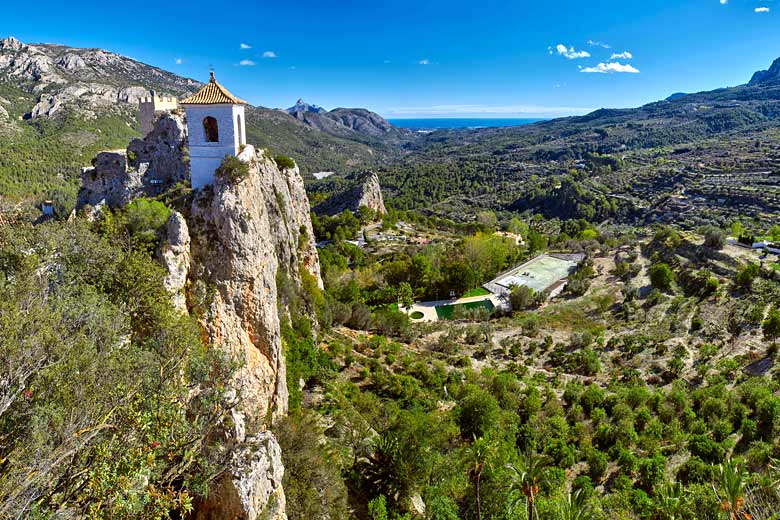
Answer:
[
  {"xmin": 0, "ymin": 220, "xmax": 234, "ymax": 518},
  {"xmin": 649, "ymin": 262, "xmax": 676, "ymax": 292},
  {"xmin": 274, "ymin": 154, "xmax": 296, "ymax": 170},
  {"xmin": 215, "ymin": 154, "xmax": 250, "ymax": 182},
  {"xmin": 455, "ymin": 385, "xmax": 500, "ymax": 439},
  {"xmin": 124, "ymin": 198, "xmax": 171, "ymax": 251}
]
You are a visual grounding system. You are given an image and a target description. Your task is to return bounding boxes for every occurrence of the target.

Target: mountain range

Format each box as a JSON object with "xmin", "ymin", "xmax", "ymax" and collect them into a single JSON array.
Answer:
[{"xmin": 4, "ymin": 33, "xmax": 780, "ymax": 221}]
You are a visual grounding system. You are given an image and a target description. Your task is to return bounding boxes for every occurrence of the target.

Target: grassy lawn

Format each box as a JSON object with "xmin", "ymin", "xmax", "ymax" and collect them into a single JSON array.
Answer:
[
  {"xmin": 435, "ymin": 299, "xmax": 495, "ymax": 320},
  {"xmin": 462, "ymin": 287, "xmax": 490, "ymax": 298}
]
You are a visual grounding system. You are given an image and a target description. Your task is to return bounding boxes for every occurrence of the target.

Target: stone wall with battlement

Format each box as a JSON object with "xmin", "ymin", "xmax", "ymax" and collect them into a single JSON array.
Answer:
[{"xmin": 139, "ymin": 94, "xmax": 179, "ymax": 136}]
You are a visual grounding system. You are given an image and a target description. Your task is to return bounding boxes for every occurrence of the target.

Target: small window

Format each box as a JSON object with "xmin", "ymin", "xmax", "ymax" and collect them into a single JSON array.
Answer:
[{"xmin": 203, "ymin": 116, "xmax": 219, "ymax": 142}]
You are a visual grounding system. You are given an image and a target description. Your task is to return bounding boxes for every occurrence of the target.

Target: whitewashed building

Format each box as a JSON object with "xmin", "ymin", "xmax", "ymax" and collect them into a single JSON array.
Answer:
[{"xmin": 180, "ymin": 72, "xmax": 247, "ymax": 189}]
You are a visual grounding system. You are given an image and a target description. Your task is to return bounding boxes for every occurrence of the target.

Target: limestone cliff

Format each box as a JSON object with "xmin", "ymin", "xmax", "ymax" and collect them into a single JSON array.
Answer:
[
  {"xmin": 80, "ymin": 114, "xmax": 322, "ymax": 520},
  {"xmin": 190, "ymin": 145, "xmax": 320, "ymax": 428},
  {"xmin": 314, "ymin": 171, "xmax": 387, "ymax": 216},
  {"xmin": 158, "ymin": 211, "xmax": 190, "ymax": 314},
  {"xmin": 188, "ymin": 146, "xmax": 321, "ymax": 519}
]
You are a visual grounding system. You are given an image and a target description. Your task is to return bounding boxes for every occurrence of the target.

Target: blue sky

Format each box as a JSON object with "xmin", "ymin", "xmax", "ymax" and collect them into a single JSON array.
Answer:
[{"xmin": 2, "ymin": 0, "xmax": 779, "ymax": 117}]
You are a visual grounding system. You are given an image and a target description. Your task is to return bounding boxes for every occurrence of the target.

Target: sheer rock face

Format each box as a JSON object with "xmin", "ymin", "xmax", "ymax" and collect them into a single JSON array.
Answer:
[
  {"xmin": 314, "ymin": 171, "xmax": 387, "ymax": 216},
  {"xmin": 194, "ymin": 432, "xmax": 287, "ymax": 520},
  {"xmin": 158, "ymin": 211, "xmax": 190, "ymax": 313},
  {"xmin": 354, "ymin": 171, "xmax": 387, "ymax": 215},
  {"xmin": 126, "ymin": 112, "xmax": 189, "ymax": 189},
  {"xmin": 190, "ymin": 147, "xmax": 322, "ymax": 433},
  {"xmin": 189, "ymin": 147, "xmax": 321, "ymax": 520}
]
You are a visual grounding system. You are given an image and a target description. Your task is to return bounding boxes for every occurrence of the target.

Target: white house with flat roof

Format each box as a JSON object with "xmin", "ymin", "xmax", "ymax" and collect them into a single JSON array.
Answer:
[{"xmin": 180, "ymin": 72, "xmax": 247, "ymax": 189}]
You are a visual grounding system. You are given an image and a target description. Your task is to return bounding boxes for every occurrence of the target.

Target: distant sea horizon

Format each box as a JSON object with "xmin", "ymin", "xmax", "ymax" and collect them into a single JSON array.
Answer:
[{"xmin": 387, "ymin": 117, "xmax": 547, "ymax": 130}]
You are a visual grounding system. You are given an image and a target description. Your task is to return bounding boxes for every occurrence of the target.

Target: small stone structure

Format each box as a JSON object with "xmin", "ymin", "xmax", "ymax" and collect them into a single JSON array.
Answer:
[
  {"xmin": 139, "ymin": 92, "xmax": 178, "ymax": 137},
  {"xmin": 180, "ymin": 72, "xmax": 247, "ymax": 189}
]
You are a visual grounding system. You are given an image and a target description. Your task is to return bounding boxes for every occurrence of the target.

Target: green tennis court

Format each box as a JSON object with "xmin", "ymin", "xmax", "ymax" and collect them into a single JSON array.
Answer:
[{"xmin": 435, "ymin": 299, "xmax": 495, "ymax": 320}]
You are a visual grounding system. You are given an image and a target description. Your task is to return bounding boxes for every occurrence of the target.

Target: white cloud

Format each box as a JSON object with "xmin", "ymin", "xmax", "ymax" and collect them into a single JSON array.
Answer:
[
  {"xmin": 240, "ymin": 43, "xmax": 252, "ymax": 49},
  {"xmin": 755, "ymin": 6, "xmax": 770, "ymax": 12},
  {"xmin": 174, "ymin": 58, "xmax": 183, "ymax": 65},
  {"xmin": 610, "ymin": 51, "xmax": 633, "ymax": 60},
  {"xmin": 262, "ymin": 51, "xmax": 277, "ymax": 58},
  {"xmin": 418, "ymin": 59, "xmax": 430, "ymax": 65},
  {"xmin": 385, "ymin": 103, "xmax": 594, "ymax": 117},
  {"xmin": 580, "ymin": 61, "xmax": 640, "ymax": 74},
  {"xmin": 720, "ymin": 0, "xmax": 727, "ymax": 4},
  {"xmin": 587, "ymin": 40, "xmax": 611, "ymax": 49},
  {"xmin": 239, "ymin": 59, "xmax": 256, "ymax": 66},
  {"xmin": 551, "ymin": 44, "xmax": 591, "ymax": 59}
]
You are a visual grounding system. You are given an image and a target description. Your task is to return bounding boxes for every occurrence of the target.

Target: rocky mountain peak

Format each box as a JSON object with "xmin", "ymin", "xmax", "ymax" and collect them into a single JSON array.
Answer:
[
  {"xmin": 0, "ymin": 36, "xmax": 24, "ymax": 52},
  {"xmin": 286, "ymin": 98, "xmax": 325, "ymax": 114},
  {"xmin": 749, "ymin": 56, "xmax": 780, "ymax": 85},
  {"xmin": 0, "ymin": 36, "xmax": 199, "ymax": 120}
]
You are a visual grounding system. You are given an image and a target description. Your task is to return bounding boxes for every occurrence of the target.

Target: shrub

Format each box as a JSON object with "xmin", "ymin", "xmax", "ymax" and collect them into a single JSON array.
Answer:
[
  {"xmin": 762, "ymin": 308, "xmax": 780, "ymax": 339},
  {"xmin": 587, "ymin": 449, "xmax": 608, "ymax": 481},
  {"xmin": 649, "ymin": 262, "xmax": 675, "ymax": 292},
  {"xmin": 701, "ymin": 225, "xmax": 725, "ymax": 249},
  {"xmin": 456, "ymin": 385, "xmax": 500, "ymax": 439},
  {"xmin": 735, "ymin": 263, "xmax": 760, "ymax": 290},
  {"xmin": 274, "ymin": 154, "xmax": 296, "ymax": 170},
  {"xmin": 124, "ymin": 198, "xmax": 171, "ymax": 251},
  {"xmin": 215, "ymin": 154, "xmax": 249, "ymax": 182},
  {"xmin": 510, "ymin": 284, "xmax": 536, "ymax": 310}
]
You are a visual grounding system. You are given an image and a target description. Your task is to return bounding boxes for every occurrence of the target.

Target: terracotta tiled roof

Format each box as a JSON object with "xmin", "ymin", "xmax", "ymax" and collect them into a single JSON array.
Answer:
[{"xmin": 180, "ymin": 72, "xmax": 247, "ymax": 105}]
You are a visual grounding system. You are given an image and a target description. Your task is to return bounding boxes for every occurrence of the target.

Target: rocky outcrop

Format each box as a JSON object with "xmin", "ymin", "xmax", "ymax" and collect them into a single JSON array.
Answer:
[
  {"xmin": 750, "ymin": 57, "xmax": 780, "ymax": 85},
  {"xmin": 77, "ymin": 113, "xmax": 188, "ymax": 209},
  {"xmin": 188, "ymin": 146, "xmax": 321, "ymax": 520},
  {"xmin": 77, "ymin": 150, "xmax": 142, "ymax": 209},
  {"xmin": 126, "ymin": 112, "xmax": 189, "ymax": 189},
  {"xmin": 314, "ymin": 171, "xmax": 387, "ymax": 216},
  {"xmin": 190, "ymin": 146, "xmax": 321, "ymax": 431},
  {"xmin": 286, "ymin": 98, "xmax": 325, "ymax": 114},
  {"xmin": 0, "ymin": 36, "xmax": 198, "ymax": 119},
  {"xmin": 158, "ymin": 211, "xmax": 190, "ymax": 313},
  {"xmin": 194, "ymin": 432, "xmax": 287, "ymax": 520}
]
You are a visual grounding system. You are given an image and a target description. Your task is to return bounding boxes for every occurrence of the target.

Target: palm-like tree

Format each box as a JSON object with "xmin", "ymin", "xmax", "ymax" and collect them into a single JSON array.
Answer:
[
  {"xmin": 506, "ymin": 449, "xmax": 549, "ymax": 520},
  {"xmin": 469, "ymin": 436, "xmax": 495, "ymax": 520},
  {"xmin": 656, "ymin": 481, "xmax": 688, "ymax": 520},
  {"xmin": 556, "ymin": 489, "xmax": 592, "ymax": 520},
  {"xmin": 714, "ymin": 458, "xmax": 752, "ymax": 520}
]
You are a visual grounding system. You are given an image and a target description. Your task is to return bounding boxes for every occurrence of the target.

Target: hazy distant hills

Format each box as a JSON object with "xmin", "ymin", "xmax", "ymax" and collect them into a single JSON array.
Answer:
[{"xmin": 416, "ymin": 56, "xmax": 780, "ymax": 162}]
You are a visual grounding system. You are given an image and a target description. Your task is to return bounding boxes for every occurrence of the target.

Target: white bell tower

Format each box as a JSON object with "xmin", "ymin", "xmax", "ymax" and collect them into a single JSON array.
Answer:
[{"xmin": 180, "ymin": 71, "xmax": 247, "ymax": 189}]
